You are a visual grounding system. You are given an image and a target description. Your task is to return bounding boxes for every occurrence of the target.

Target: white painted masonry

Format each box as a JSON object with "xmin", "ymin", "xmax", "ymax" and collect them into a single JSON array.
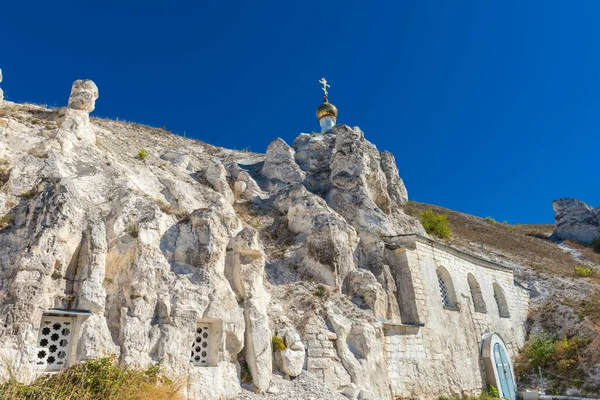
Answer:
[{"xmin": 384, "ymin": 235, "xmax": 529, "ymax": 399}]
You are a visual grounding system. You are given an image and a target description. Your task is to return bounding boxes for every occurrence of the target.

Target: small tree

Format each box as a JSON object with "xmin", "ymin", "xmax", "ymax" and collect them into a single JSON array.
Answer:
[
  {"xmin": 527, "ymin": 332, "xmax": 556, "ymax": 368},
  {"xmin": 420, "ymin": 209, "xmax": 451, "ymax": 239}
]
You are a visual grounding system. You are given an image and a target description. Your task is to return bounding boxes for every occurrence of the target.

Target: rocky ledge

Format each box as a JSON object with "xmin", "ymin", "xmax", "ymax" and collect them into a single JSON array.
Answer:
[{"xmin": 553, "ymin": 198, "xmax": 600, "ymax": 244}]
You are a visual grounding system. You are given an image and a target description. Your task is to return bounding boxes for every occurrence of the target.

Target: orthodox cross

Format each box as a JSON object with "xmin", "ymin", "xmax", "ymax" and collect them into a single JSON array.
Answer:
[{"xmin": 319, "ymin": 77, "xmax": 330, "ymax": 100}]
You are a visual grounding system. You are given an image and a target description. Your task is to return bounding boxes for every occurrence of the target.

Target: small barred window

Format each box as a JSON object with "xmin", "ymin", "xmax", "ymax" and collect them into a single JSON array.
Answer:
[
  {"xmin": 35, "ymin": 316, "xmax": 74, "ymax": 370},
  {"xmin": 437, "ymin": 270, "xmax": 451, "ymax": 307},
  {"xmin": 190, "ymin": 323, "xmax": 211, "ymax": 366},
  {"xmin": 436, "ymin": 266, "xmax": 458, "ymax": 309}
]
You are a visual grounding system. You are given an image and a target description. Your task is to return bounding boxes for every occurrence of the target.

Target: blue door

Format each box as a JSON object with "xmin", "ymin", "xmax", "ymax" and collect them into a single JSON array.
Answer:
[{"xmin": 493, "ymin": 343, "xmax": 516, "ymax": 399}]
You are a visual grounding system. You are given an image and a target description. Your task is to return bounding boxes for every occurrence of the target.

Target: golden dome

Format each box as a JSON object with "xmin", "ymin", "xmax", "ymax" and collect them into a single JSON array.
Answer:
[{"xmin": 316, "ymin": 100, "xmax": 338, "ymax": 120}]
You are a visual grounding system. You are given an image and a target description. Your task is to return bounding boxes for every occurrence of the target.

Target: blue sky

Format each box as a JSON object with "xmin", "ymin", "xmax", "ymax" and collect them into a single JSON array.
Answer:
[{"xmin": 1, "ymin": 1, "xmax": 599, "ymax": 223}]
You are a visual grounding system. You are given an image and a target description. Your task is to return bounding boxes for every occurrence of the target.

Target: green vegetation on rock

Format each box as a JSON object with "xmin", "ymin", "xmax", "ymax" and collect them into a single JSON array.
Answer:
[
  {"xmin": 272, "ymin": 335, "xmax": 287, "ymax": 352},
  {"xmin": 420, "ymin": 209, "xmax": 451, "ymax": 239}
]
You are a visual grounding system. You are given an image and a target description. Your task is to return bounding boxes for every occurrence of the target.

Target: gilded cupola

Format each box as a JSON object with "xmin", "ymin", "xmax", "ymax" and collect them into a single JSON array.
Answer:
[{"xmin": 316, "ymin": 78, "xmax": 337, "ymax": 133}]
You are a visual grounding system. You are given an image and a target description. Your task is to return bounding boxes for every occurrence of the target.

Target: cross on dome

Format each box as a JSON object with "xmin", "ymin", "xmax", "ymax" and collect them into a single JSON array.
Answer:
[
  {"xmin": 316, "ymin": 77, "xmax": 338, "ymax": 133},
  {"xmin": 319, "ymin": 77, "xmax": 330, "ymax": 99}
]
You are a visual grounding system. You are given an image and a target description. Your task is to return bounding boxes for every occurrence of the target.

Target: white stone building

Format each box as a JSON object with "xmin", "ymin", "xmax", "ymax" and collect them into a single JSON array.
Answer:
[{"xmin": 384, "ymin": 234, "xmax": 528, "ymax": 399}]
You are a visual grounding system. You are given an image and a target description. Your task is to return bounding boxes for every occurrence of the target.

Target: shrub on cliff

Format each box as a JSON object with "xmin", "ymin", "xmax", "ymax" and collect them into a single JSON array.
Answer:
[
  {"xmin": 420, "ymin": 209, "xmax": 451, "ymax": 239},
  {"xmin": 0, "ymin": 356, "xmax": 183, "ymax": 400}
]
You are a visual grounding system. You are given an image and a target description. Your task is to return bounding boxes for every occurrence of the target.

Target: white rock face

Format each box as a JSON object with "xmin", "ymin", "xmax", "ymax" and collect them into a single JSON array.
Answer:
[
  {"xmin": 274, "ymin": 327, "xmax": 306, "ymax": 377},
  {"xmin": 280, "ymin": 347, "xmax": 305, "ymax": 377},
  {"xmin": 160, "ymin": 148, "xmax": 191, "ymax": 170},
  {"xmin": 227, "ymin": 228, "xmax": 272, "ymax": 392},
  {"xmin": 274, "ymin": 184, "xmax": 359, "ymax": 287},
  {"xmin": 205, "ymin": 158, "xmax": 234, "ymax": 204},
  {"xmin": 553, "ymin": 198, "xmax": 600, "ymax": 244},
  {"xmin": 327, "ymin": 309, "xmax": 391, "ymax": 399},
  {"xmin": 0, "ymin": 68, "xmax": 4, "ymax": 101},
  {"xmin": 68, "ymin": 79, "xmax": 99, "ymax": 112},
  {"xmin": 261, "ymin": 138, "xmax": 306, "ymax": 184}
]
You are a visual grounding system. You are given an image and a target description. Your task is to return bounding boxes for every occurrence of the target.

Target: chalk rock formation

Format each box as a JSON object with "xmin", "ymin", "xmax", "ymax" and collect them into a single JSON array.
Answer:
[
  {"xmin": 58, "ymin": 79, "xmax": 99, "ymax": 146},
  {"xmin": 68, "ymin": 79, "xmax": 99, "ymax": 112},
  {"xmin": 273, "ymin": 184, "xmax": 359, "ymax": 287},
  {"xmin": 226, "ymin": 228, "xmax": 272, "ymax": 392},
  {"xmin": 0, "ymin": 80, "xmax": 428, "ymax": 399},
  {"xmin": 261, "ymin": 138, "xmax": 306, "ymax": 185},
  {"xmin": 160, "ymin": 148, "xmax": 191, "ymax": 170},
  {"xmin": 0, "ymin": 68, "xmax": 3, "ymax": 101},
  {"xmin": 553, "ymin": 198, "xmax": 600, "ymax": 244}
]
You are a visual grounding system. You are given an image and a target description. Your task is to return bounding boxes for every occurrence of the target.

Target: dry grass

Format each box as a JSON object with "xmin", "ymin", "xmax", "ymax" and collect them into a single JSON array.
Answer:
[
  {"xmin": 156, "ymin": 199, "xmax": 174, "ymax": 215},
  {"xmin": 0, "ymin": 356, "xmax": 185, "ymax": 400},
  {"xmin": 408, "ymin": 202, "xmax": 583, "ymax": 278},
  {"xmin": 234, "ymin": 201, "xmax": 296, "ymax": 260},
  {"xmin": 0, "ymin": 103, "xmax": 60, "ymax": 127},
  {"xmin": 0, "ymin": 214, "xmax": 11, "ymax": 229}
]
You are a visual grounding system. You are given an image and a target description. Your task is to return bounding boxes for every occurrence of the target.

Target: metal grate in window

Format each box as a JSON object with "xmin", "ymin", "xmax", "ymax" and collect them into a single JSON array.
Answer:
[
  {"xmin": 190, "ymin": 324, "xmax": 211, "ymax": 366},
  {"xmin": 35, "ymin": 316, "xmax": 74, "ymax": 370},
  {"xmin": 436, "ymin": 270, "xmax": 451, "ymax": 307}
]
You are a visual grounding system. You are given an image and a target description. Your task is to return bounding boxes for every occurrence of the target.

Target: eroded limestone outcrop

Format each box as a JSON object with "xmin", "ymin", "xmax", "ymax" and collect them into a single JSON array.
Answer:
[
  {"xmin": 553, "ymin": 198, "xmax": 600, "ymax": 244},
  {"xmin": 0, "ymin": 80, "xmax": 433, "ymax": 399}
]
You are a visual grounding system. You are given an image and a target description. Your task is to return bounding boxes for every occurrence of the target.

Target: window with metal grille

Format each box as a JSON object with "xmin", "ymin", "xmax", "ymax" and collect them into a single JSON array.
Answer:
[
  {"xmin": 436, "ymin": 270, "xmax": 451, "ymax": 307},
  {"xmin": 190, "ymin": 323, "xmax": 211, "ymax": 366},
  {"xmin": 35, "ymin": 316, "xmax": 74, "ymax": 370},
  {"xmin": 467, "ymin": 273, "xmax": 487, "ymax": 313}
]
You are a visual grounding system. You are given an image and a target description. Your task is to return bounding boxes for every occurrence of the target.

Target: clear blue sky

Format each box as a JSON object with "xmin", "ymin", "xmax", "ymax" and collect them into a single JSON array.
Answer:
[{"xmin": 1, "ymin": 1, "xmax": 598, "ymax": 223}]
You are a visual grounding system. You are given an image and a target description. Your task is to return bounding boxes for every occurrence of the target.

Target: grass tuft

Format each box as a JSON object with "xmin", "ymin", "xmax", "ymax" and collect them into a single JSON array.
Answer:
[
  {"xmin": 0, "ymin": 214, "xmax": 11, "ymax": 228},
  {"xmin": 137, "ymin": 149, "xmax": 149, "ymax": 160},
  {"xmin": 0, "ymin": 356, "xmax": 184, "ymax": 400},
  {"xmin": 126, "ymin": 223, "xmax": 139, "ymax": 239}
]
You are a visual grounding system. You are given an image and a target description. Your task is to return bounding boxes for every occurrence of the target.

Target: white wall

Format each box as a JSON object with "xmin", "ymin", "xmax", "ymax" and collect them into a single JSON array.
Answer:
[{"xmin": 385, "ymin": 236, "xmax": 529, "ymax": 399}]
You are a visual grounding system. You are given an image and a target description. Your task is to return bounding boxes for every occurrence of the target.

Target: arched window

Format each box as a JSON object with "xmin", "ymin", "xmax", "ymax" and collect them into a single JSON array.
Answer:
[
  {"xmin": 467, "ymin": 273, "xmax": 487, "ymax": 313},
  {"xmin": 493, "ymin": 283, "xmax": 510, "ymax": 318},
  {"xmin": 436, "ymin": 267, "xmax": 458, "ymax": 309}
]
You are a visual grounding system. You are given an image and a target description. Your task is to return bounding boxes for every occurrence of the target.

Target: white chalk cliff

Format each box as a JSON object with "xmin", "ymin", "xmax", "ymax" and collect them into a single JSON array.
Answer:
[{"xmin": 0, "ymin": 79, "xmax": 431, "ymax": 399}]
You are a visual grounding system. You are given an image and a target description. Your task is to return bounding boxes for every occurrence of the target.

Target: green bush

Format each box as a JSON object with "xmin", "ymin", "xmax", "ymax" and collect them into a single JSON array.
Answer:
[
  {"xmin": 272, "ymin": 335, "xmax": 286, "ymax": 352},
  {"xmin": 483, "ymin": 217, "xmax": 496, "ymax": 224},
  {"xmin": 137, "ymin": 149, "xmax": 149, "ymax": 160},
  {"xmin": 527, "ymin": 332, "xmax": 556, "ymax": 367},
  {"xmin": 592, "ymin": 237, "xmax": 600, "ymax": 253},
  {"xmin": 420, "ymin": 209, "xmax": 451, "ymax": 239},
  {"xmin": 575, "ymin": 265, "xmax": 596, "ymax": 277},
  {"xmin": 487, "ymin": 385, "xmax": 499, "ymax": 398}
]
